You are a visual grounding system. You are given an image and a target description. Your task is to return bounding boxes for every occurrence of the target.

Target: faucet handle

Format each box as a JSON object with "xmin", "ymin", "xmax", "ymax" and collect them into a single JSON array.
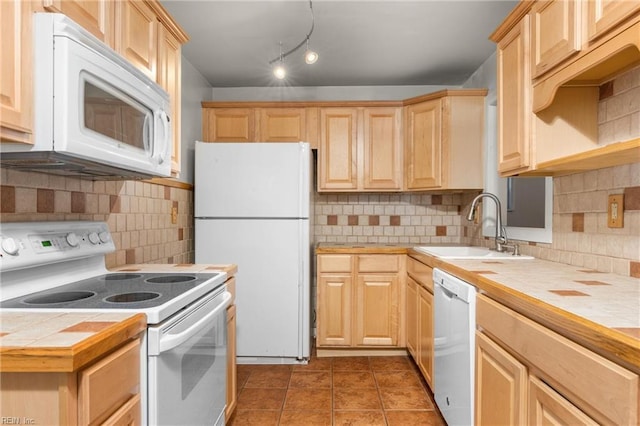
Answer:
[{"xmin": 512, "ymin": 244, "xmax": 520, "ymax": 256}]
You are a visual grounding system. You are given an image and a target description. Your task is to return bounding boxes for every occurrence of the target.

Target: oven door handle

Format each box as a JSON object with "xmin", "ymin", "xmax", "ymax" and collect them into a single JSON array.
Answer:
[{"xmin": 158, "ymin": 291, "xmax": 232, "ymax": 353}]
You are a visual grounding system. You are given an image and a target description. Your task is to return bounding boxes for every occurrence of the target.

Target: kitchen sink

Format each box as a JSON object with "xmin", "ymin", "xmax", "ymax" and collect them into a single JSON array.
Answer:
[{"xmin": 413, "ymin": 246, "xmax": 533, "ymax": 260}]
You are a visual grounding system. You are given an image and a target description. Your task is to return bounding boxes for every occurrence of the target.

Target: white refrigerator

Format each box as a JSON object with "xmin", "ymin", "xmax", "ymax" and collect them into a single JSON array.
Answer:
[{"xmin": 194, "ymin": 141, "xmax": 311, "ymax": 364}]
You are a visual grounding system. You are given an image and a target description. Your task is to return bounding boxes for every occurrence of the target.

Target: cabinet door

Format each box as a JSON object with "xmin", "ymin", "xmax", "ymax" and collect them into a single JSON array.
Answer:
[
  {"xmin": 225, "ymin": 304, "xmax": 237, "ymax": 420},
  {"xmin": 202, "ymin": 108, "xmax": 255, "ymax": 142},
  {"xmin": 157, "ymin": 24, "xmax": 182, "ymax": 175},
  {"xmin": 0, "ymin": 0, "xmax": 33, "ymax": 143},
  {"xmin": 258, "ymin": 108, "xmax": 306, "ymax": 142},
  {"xmin": 529, "ymin": 375, "xmax": 599, "ymax": 425},
  {"xmin": 497, "ymin": 16, "xmax": 532, "ymax": 175},
  {"xmin": 44, "ymin": 0, "xmax": 114, "ymax": 47},
  {"xmin": 531, "ymin": 0, "xmax": 581, "ymax": 78},
  {"xmin": 317, "ymin": 274, "xmax": 352, "ymax": 346},
  {"xmin": 587, "ymin": 0, "xmax": 640, "ymax": 42},
  {"xmin": 116, "ymin": 0, "xmax": 157, "ymax": 80},
  {"xmin": 475, "ymin": 331, "xmax": 528, "ymax": 426},
  {"xmin": 404, "ymin": 100, "xmax": 442, "ymax": 189},
  {"xmin": 355, "ymin": 274, "xmax": 399, "ymax": 346},
  {"xmin": 362, "ymin": 107, "xmax": 402, "ymax": 190},
  {"xmin": 101, "ymin": 394, "xmax": 141, "ymax": 426},
  {"xmin": 318, "ymin": 108, "xmax": 359, "ymax": 190},
  {"xmin": 406, "ymin": 278, "xmax": 419, "ymax": 359},
  {"xmin": 417, "ymin": 285, "xmax": 433, "ymax": 388}
]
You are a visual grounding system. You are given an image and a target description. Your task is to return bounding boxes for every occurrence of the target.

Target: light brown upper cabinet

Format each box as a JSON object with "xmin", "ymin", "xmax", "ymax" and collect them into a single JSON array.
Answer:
[
  {"xmin": 1, "ymin": 0, "xmax": 34, "ymax": 144},
  {"xmin": 201, "ymin": 105, "xmax": 319, "ymax": 146},
  {"xmin": 404, "ymin": 90, "xmax": 486, "ymax": 190},
  {"xmin": 492, "ymin": 1, "xmax": 640, "ymax": 177},
  {"xmin": 43, "ymin": 0, "xmax": 114, "ymax": 46},
  {"xmin": 115, "ymin": 0, "xmax": 158, "ymax": 81},
  {"xmin": 259, "ymin": 108, "xmax": 307, "ymax": 142},
  {"xmin": 202, "ymin": 108, "xmax": 256, "ymax": 142},
  {"xmin": 318, "ymin": 107, "xmax": 402, "ymax": 192},
  {"xmin": 317, "ymin": 106, "xmax": 402, "ymax": 192},
  {"xmin": 530, "ymin": 0, "xmax": 581, "ymax": 79},
  {"xmin": 157, "ymin": 24, "xmax": 183, "ymax": 175}
]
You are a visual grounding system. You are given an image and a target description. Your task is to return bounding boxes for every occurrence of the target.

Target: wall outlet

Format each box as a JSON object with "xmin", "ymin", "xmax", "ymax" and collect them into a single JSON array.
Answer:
[{"xmin": 607, "ymin": 194, "xmax": 624, "ymax": 228}]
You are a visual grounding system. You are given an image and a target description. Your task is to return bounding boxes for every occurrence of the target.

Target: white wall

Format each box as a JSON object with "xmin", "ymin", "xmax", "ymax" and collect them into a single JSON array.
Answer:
[{"xmin": 178, "ymin": 57, "xmax": 214, "ymax": 184}]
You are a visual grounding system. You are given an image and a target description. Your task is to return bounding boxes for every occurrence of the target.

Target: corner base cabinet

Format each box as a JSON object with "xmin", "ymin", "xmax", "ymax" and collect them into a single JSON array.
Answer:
[
  {"xmin": 476, "ymin": 294, "xmax": 639, "ymax": 425},
  {"xmin": 316, "ymin": 253, "xmax": 405, "ymax": 348}
]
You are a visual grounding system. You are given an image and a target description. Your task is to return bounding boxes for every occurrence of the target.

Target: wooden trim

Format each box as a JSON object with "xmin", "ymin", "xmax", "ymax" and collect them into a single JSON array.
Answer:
[
  {"xmin": 523, "ymin": 138, "xmax": 640, "ymax": 176},
  {"xmin": 489, "ymin": 1, "xmax": 535, "ymax": 42},
  {"xmin": 0, "ymin": 314, "xmax": 146, "ymax": 373},
  {"xmin": 316, "ymin": 348, "xmax": 408, "ymax": 358},
  {"xmin": 402, "ymin": 88, "xmax": 488, "ymax": 106},
  {"xmin": 202, "ymin": 100, "xmax": 404, "ymax": 108},
  {"xmin": 143, "ymin": 177, "xmax": 193, "ymax": 190},
  {"xmin": 144, "ymin": 0, "xmax": 189, "ymax": 43}
]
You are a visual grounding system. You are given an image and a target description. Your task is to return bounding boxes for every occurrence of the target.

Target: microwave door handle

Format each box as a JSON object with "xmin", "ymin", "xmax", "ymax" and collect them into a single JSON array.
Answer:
[
  {"xmin": 152, "ymin": 111, "xmax": 170, "ymax": 165},
  {"xmin": 143, "ymin": 114, "xmax": 151, "ymax": 156},
  {"xmin": 158, "ymin": 291, "xmax": 231, "ymax": 353}
]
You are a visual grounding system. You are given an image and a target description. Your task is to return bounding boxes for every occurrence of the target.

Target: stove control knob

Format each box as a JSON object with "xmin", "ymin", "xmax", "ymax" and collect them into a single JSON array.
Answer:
[
  {"xmin": 66, "ymin": 233, "xmax": 80, "ymax": 247},
  {"xmin": 1, "ymin": 238, "xmax": 19, "ymax": 256},
  {"xmin": 98, "ymin": 231, "xmax": 111, "ymax": 243},
  {"xmin": 88, "ymin": 232, "xmax": 100, "ymax": 245}
]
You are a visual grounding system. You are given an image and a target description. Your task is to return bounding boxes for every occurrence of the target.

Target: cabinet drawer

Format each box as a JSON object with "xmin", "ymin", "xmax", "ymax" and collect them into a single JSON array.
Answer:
[
  {"xmin": 101, "ymin": 394, "xmax": 141, "ymax": 426},
  {"xmin": 477, "ymin": 295, "xmax": 638, "ymax": 425},
  {"xmin": 78, "ymin": 339, "xmax": 141, "ymax": 425},
  {"xmin": 407, "ymin": 257, "xmax": 433, "ymax": 291},
  {"xmin": 357, "ymin": 255, "xmax": 400, "ymax": 273},
  {"xmin": 318, "ymin": 254, "xmax": 352, "ymax": 273}
]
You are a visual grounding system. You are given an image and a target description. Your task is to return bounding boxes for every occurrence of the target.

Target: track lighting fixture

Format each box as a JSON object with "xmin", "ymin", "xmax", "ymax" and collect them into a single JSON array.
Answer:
[{"xmin": 269, "ymin": 0, "xmax": 318, "ymax": 80}]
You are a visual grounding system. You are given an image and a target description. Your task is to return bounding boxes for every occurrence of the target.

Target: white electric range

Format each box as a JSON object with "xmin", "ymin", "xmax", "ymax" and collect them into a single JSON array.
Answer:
[{"xmin": 0, "ymin": 221, "xmax": 231, "ymax": 425}]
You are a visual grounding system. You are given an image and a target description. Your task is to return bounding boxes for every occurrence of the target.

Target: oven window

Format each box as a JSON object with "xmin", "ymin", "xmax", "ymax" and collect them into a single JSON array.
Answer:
[{"xmin": 82, "ymin": 78, "xmax": 151, "ymax": 151}]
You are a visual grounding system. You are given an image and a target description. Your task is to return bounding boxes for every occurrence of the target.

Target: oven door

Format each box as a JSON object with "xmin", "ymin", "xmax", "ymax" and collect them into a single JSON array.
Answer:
[{"xmin": 147, "ymin": 288, "xmax": 231, "ymax": 425}]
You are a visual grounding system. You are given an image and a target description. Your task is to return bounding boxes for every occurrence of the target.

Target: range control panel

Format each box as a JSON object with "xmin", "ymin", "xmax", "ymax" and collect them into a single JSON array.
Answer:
[{"xmin": 0, "ymin": 221, "xmax": 115, "ymax": 272}]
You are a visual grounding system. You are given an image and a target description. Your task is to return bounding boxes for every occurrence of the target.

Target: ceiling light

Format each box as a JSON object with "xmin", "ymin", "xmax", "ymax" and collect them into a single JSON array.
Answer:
[
  {"xmin": 268, "ymin": 0, "xmax": 318, "ymax": 79},
  {"xmin": 304, "ymin": 38, "xmax": 318, "ymax": 64}
]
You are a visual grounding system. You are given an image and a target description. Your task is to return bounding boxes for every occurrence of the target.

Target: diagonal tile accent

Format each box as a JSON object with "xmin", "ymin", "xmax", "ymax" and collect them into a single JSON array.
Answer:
[{"xmin": 549, "ymin": 290, "xmax": 590, "ymax": 296}]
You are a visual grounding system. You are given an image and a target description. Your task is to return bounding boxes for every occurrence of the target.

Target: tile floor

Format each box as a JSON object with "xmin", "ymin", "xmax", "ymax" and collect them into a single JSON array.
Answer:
[{"xmin": 228, "ymin": 355, "xmax": 446, "ymax": 426}]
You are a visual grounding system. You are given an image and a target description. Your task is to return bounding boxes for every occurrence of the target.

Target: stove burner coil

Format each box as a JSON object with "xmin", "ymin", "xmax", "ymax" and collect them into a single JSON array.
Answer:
[
  {"xmin": 105, "ymin": 292, "xmax": 161, "ymax": 303},
  {"xmin": 23, "ymin": 291, "xmax": 96, "ymax": 304},
  {"xmin": 102, "ymin": 274, "xmax": 143, "ymax": 280},
  {"xmin": 145, "ymin": 275, "xmax": 196, "ymax": 283}
]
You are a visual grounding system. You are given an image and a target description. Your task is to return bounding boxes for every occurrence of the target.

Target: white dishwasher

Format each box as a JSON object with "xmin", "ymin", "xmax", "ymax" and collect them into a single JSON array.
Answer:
[{"xmin": 433, "ymin": 268, "xmax": 476, "ymax": 426}]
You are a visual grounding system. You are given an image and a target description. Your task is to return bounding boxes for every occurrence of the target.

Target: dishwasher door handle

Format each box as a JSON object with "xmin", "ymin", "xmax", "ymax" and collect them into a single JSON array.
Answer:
[{"xmin": 437, "ymin": 282, "xmax": 458, "ymax": 299}]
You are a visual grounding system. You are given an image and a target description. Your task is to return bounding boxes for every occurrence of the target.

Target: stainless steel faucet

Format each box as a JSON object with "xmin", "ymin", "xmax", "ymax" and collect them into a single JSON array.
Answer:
[{"xmin": 467, "ymin": 192, "xmax": 519, "ymax": 254}]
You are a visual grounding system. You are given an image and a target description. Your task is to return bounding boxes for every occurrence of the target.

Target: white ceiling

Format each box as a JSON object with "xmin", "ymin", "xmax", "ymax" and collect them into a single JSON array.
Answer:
[{"xmin": 160, "ymin": 0, "xmax": 518, "ymax": 88}]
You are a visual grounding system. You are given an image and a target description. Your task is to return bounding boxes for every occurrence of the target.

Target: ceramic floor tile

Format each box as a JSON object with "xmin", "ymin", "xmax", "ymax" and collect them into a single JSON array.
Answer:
[
  {"xmin": 332, "ymin": 356, "xmax": 370, "ymax": 371},
  {"xmin": 278, "ymin": 410, "xmax": 332, "ymax": 426},
  {"xmin": 244, "ymin": 369, "xmax": 291, "ymax": 388},
  {"xmin": 228, "ymin": 409, "xmax": 280, "ymax": 426},
  {"xmin": 333, "ymin": 387, "xmax": 382, "ymax": 410},
  {"xmin": 379, "ymin": 387, "xmax": 434, "ymax": 410},
  {"xmin": 289, "ymin": 371, "xmax": 331, "ymax": 388},
  {"xmin": 332, "ymin": 371, "xmax": 376, "ymax": 388},
  {"xmin": 283, "ymin": 388, "xmax": 332, "ymax": 411},
  {"xmin": 369, "ymin": 356, "xmax": 413, "ymax": 371},
  {"xmin": 385, "ymin": 410, "xmax": 446, "ymax": 426},
  {"xmin": 292, "ymin": 356, "xmax": 332, "ymax": 371},
  {"xmin": 374, "ymin": 370, "xmax": 424, "ymax": 388},
  {"xmin": 334, "ymin": 410, "xmax": 387, "ymax": 426},
  {"xmin": 236, "ymin": 388, "xmax": 286, "ymax": 410}
]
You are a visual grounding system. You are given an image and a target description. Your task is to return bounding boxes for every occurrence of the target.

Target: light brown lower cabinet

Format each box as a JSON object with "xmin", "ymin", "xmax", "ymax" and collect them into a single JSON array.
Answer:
[
  {"xmin": 225, "ymin": 303, "xmax": 237, "ymax": 422},
  {"xmin": 476, "ymin": 294, "xmax": 639, "ymax": 425},
  {"xmin": 0, "ymin": 338, "xmax": 141, "ymax": 425},
  {"xmin": 316, "ymin": 254, "xmax": 405, "ymax": 348},
  {"xmin": 406, "ymin": 257, "xmax": 434, "ymax": 390}
]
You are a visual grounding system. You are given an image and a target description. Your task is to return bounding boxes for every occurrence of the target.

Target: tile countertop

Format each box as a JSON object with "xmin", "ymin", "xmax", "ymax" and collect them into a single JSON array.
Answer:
[
  {"xmin": 317, "ymin": 244, "xmax": 639, "ymax": 373},
  {"xmin": 110, "ymin": 263, "xmax": 238, "ymax": 275},
  {"xmin": 0, "ymin": 312, "xmax": 146, "ymax": 372},
  {"xmin": 408, "ymin": 249, "xmax": 640, "ymax": 374}
]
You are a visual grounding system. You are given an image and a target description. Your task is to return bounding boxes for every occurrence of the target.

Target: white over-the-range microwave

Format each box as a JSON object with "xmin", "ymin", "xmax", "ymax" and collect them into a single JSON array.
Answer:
[{"xmin": 0, "ymin": 13, "xmax": 172, "ymax": 180}]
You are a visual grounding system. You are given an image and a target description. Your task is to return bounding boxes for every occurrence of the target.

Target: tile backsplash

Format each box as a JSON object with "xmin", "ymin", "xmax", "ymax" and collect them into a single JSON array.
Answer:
[
  {"xmin": 314, "ymin": 193, "xmax": 469, "ymax": 245},
  {"xmin": 0, "ymin": 169, "xmax": 193, "ymax": 268}
]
